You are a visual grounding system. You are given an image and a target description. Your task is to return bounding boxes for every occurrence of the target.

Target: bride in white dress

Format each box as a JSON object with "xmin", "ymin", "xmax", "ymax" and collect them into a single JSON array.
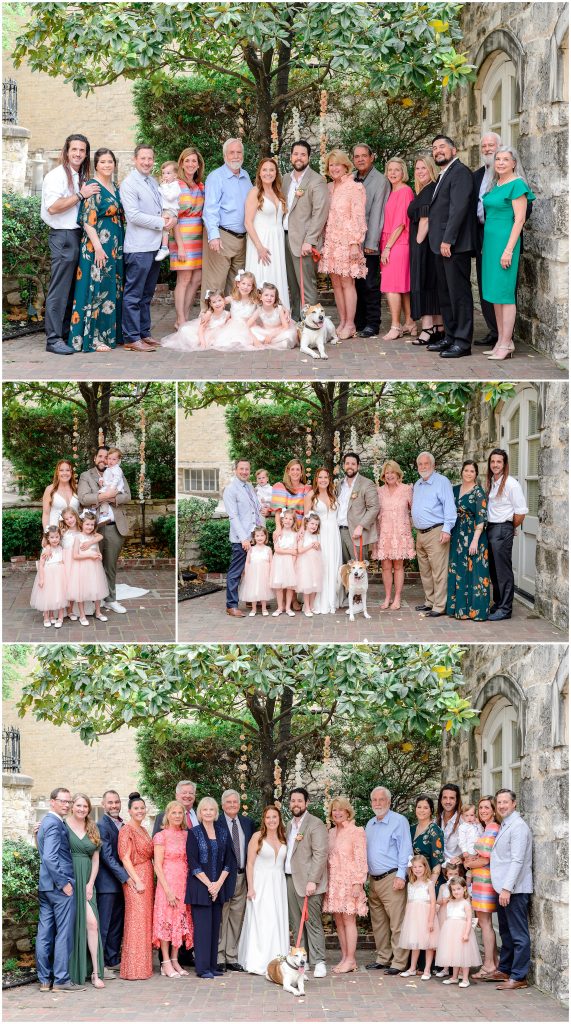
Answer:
[
  {"xmin": 304, "ymin": 467, "xmax": 343, "ymax": 614},
  {"xmin": 237, "ymin": 806, "xmax": 289, "ymax": 975},
  {"xmin": 245, "ymin": 158, "xmax": 291, "ymax": 311},
  {"xmin": 42, "ymin": 461, "xmax": 80, "ymax": 529}
]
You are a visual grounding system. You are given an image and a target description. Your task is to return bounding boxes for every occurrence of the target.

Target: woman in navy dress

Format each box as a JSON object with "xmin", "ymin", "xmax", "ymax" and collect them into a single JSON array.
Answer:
[{"xmin": 185, "ymin": 797, "xmax": 230, "ymax": 979}]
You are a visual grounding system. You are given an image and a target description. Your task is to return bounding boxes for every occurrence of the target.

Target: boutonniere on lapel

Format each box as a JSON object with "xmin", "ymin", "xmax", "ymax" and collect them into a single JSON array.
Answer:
[
  {"xmin": 350, "ymin": 491, "xmax": 359, "ymax": 500},
  {"xmin": 294, "ymin": 187, "xmax": 305, "ymax": 198},
  {"xmin": 295, "ymin": 832, "xmax": 304, "ymax": 842}
]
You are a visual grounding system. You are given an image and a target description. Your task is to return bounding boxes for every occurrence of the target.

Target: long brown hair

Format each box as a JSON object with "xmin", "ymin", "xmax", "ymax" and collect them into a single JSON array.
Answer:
[
  {"xmin": 256, "ymin": 804, "xmax": 286, "ymax": 853},
  {"xmin": 70, "ymin": 793, "xmax": 101, "ymax": 846},
  {"xmin": 255, "ymin": 157, "xmax": 287, "ymax": 214},
  {"xmin": 49, "ymin": 461, "xmax": 78, "ymax": 505},
  {"xmin": 486, "ymin": 448, "xmax": 509, "ymax": 497},
  {"xmin": 437, "ymin": 783, "xmax": 462, "ymax": 834},
  {"xmin": 311, "ymin": 466, "xmax": 337, "ymax": 510},
  {"xmin": 60, "ymin": 134, "xmax": 91, "ymax": 192},
  {"xmin": 177, "ymin": 146, "xmax": 205, "ymax": 187}
]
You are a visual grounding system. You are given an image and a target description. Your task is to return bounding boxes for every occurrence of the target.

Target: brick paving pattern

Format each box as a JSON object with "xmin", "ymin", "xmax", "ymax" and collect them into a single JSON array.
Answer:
[
  {"xmin": 3, "ymin": 305, "xmax": 567, "ymax": 382},
  {"xmin": 179, "ymin": 581, "xmax": 565, "ymax": 643},
  {"xmin": 3, "ymin": 953, "xmax": 567, "ymax": 1022},
  {"xmin": 3, "ymin": 566, "xmax": 176, "ymax": 642}
]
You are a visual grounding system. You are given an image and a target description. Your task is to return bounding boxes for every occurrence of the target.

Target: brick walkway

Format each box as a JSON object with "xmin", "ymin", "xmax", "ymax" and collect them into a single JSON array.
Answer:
[
  {"xmin": 3, "ymin": 953, "xmax": 566, "ymax": 1022},
  {"xmin": 3, "ymin": 566, "xmax": 176, "ymax": 642},
  {"xmin": 178, "ymin": 581, "xmax": 565, "ymax": 643},
  {"xmin": 3, "ymin": 305, "xmax": 566, "ymax": 382}
]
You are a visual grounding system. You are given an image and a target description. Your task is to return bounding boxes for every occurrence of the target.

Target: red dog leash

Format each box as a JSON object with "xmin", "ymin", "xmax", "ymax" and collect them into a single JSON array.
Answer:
[
  {"xmin": 296, "ymin": 895, "xmax": 309, "ymax": 947},
  {"xmin": 353, "ymin": 536, "xmax": 363, "ymax": 562},
  {"xmin": 299, "ymin": 248, "xmax": 321, "ymax": 313}
]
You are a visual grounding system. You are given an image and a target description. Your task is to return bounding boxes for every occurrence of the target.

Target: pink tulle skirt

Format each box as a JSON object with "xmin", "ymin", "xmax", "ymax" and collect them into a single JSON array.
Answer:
[
  {"xmin": 400, "ymin": 901, "xmax": 440, "ymax": 950},
  {"xmin": 239, "ymin": 560, "xmax": 274, "ymax": 603},
  {"xmin": 295, "ymin": 548, "xmax": 323, "ymax": 594},
  {"xmin": 30, "ymin": 562, "xmax": 67, "ymax": 612},
  {"xmin": 435, "ymin": 918, "xmax": 482, "ymax": 968},
  {"xmin": 66, "ymin": 556, "xmax": 109, "ymax": 603},
  {"xmin": 270, "ymin": 553, "xmax": 297, "ymax": 590}
]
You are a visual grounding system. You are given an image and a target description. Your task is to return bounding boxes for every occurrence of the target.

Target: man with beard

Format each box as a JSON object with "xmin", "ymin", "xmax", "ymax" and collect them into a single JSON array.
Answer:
[
  {"xmin": 77, "ymin": 447, "xmax": 131, "ymax": 613},
  {"xmin": 282, "ymin": 140, "xmax": 330, "ymax": 320},
  {"xmin": 473, "ymin": 132, "xmax": 502, "ymax": 347},
  {"xmin": 95, "ymin": 790, "xmax": 133, "ymax": 976},
  {"xmin": 285, "ymin": 788, "xmax": 328, "ymax": 977},
  {"xmin": 202, "ymin": 138, "xmax": 253, "ymax": 298},
  {"xmin": 352, "ymin": 143, "xmax": 390, "ymax": 337},
  {"xmin": 427, "ymin": 135, "xmax": 475, "ymax": 358},
  {"xmin": 336, "ymin": 452, "xmax": 379, "ymax": 564},
  {"xmin": 411, "ymin": 451, "xmax": 457, "ymax": 617}
]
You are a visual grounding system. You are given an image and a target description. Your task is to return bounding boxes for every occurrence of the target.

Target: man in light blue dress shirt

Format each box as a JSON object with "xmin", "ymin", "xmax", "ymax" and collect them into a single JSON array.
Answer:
[
  {"xmin": 222, "ymin": 459, "xmax": 262, "ymax": 618},
  {"xmin": 411, "ymin": 451, "xmax": 457, "ymax": 616},
  {"xmin": 365, "ymin": 787, "xmax": 413, "ymax": 974},
  {"xmin": 120, "ymin": 144, "xmax": 176, "ymax": 352},
  {"xmin": 202, "ymin": 139, "xmax": 253, "ymax": 299}
]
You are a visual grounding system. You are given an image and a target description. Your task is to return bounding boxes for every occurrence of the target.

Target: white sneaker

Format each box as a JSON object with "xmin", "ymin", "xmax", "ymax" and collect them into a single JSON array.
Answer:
[
  {"xmin": 106, "ymin": 601, "xmax": 127, "ymax": 614},
  {"xmin": 313, "ymin": 962, "xmax": 327, "ymax": 978},
  {"xmin": 154, "ymin": 246, "xmax": 170, "ymax": 262}
]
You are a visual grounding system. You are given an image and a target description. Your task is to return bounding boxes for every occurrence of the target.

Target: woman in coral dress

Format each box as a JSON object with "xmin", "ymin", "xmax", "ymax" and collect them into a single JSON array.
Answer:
[
  {"xmin": 371, "ymin": 460, "xmax": 414, "ymax": 611},
  {"xmin": 380, "ymin": 158, "xmax": 416, "ymax": 340},
  {"xmin": 152, "ymin": 801, "xmax": 194, "ymax": 977},
  {"xmin": 118, "ymin": 792, "xmax": 155, "ymax": 981},
  {"xmin": 323, "ymin": 797, "xmax": 368, "ymax": 974},
  {"xmin": 319, "ymin": 150, "xmax": 367, "ymax": 339}
]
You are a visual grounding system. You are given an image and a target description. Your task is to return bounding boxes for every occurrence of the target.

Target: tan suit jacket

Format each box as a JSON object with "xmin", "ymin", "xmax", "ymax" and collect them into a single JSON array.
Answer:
[
  {"xmin": 337, "ymin": 473, "xmax": 379, "ymax": 547},
  {"xmin": 282, "ymin": 167, "xmax": 330, "ymax": 256},
  {"xmin": 286, "ymin": 812, "xmax": 328, "ymax": 897},
  {"xmin": 77, "ymin": 467, "xmax": 132, "ymax": 537}
]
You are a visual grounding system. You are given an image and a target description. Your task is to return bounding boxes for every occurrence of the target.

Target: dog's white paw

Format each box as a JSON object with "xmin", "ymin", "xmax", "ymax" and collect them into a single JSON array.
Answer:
[
  {"xmin": 320, "ymin": 352, "xmax": 329, "ymax": 359},
  {"xmin": 364, "ymin": 611, "xmax": 371, "ymax": 619},
  {"xmin": 349, "ymin": 615, "xmax": 355, "ymax": 622}
]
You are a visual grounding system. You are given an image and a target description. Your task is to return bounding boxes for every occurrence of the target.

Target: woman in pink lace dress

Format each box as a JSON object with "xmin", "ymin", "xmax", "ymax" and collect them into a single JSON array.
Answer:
[
  {"xmin": 323, "ymin": 797, "xmax": 368, "ymax": 974},
  {"xmin": 371, "ymin": 460, "xmax": 415, "ymax": 611},
  {"xmin": 319, "ymin": 150, "xmax": 367, "ymax": 339},
  {"xmin": 380, "ymin": 157, "xmax": 416, "ymax": 340},
  {"xmin": 152, "ymin": 801, "xmax": 194, "ymax": 977}
]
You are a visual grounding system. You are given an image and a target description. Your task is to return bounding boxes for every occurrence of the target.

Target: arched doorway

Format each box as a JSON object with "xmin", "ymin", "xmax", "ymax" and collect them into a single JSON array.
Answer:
[
  {"xmin": 499, "ymin": 387, "xmax": 540, "ymax": 600},
  {"xmin": 482, "ymin": 697, "xmax": 522, "ymax": 797},
  {"xmin": 481, "ymin": 52, "xmax": 520, "ymax": 148}
]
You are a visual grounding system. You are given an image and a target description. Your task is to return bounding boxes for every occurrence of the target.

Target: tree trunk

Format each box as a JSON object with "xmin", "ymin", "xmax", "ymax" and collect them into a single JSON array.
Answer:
[
  {"xmin": 312, "ymin": 383, "xmax": 337, "ymax": 474},
  {"xmin": 78, "ymin": 384, "xmax": 101, "ymax": 453}
]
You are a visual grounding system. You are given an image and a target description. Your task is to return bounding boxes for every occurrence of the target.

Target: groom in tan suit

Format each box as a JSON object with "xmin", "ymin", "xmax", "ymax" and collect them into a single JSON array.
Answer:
[
  {"xmin": 282, "ymin": 140, "xmax": 329, "ymax": 319},
  {"xmin": 336, "ymin": 452, "xmax": 380, "ymax": 564},
  {"xmin": 285, "ymin": 788, "xmax": 328, "ymax": 977}
]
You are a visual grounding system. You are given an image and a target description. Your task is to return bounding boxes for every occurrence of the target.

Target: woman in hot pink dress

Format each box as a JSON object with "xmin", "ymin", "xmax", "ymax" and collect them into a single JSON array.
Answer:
[
  {"xmin": 371, "ymin": 460, "xmax": 414, "ymax": 611},
  {"xmin": 152, "ymin": 801, "xmax": 194, "ymax": 977},
  {"xmin": 323, "ymin": 797, "xmax": 368, "ymax": 974},
  {"xmin": 380, "ymin": 158, "xmax": 416, "ymax": 340},
  {"xmin": 319, "ymin": 150, "xmax": 367, "ymax": 339}
]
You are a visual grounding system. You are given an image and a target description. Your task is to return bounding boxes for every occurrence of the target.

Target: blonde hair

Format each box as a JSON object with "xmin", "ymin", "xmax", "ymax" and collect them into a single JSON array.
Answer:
[
  {"xmin": 177, "ymin": 146, "xmax": 205, "ymax": 186},
  {"xmin": 70, "ymin": 793, "xmax": 101, "ymax": 847},
  {"xmin": 407, "ymin": 854, "xmax": 431, "ymax": 883},
  {"xmin": 328, "ymin": 795, "xmax": 355, "ymax": 825},
  {"xmin": 59, "ymin": 506, "xmax": 81, "ymax": 532},
  {"xmin": 161, "ymin": 160, "xmax": 178, "ymax": 173},
  {"xmin": 380, "ymin": 459, "xmax": 404, "ymax": 484},
  {"xmin": 325, "ymin": 149, "xmax": 354, "ymax": 177},
  {"xmin": 231, "ymin": 271, "xmax": 259, "ymax": 303},
  {"xmin": 107, "ymin": 447, "xmax": 122, "ymax": 459},
  {"xmin": 283, "ymin": 459, "xmax": 307, "ymax": 494},
  {"xmin": 280, "ymin": 509, "xmax": 299, "ymax": 532},
  {"xmin": 413, "ymin": 153, "xmax": 439, "ymax": 194},
  {"xmin": 162, "ymin": 800, "xmax": 187, "ymax": 829},
  {"xmin": 385, "ymin": 156, "xmax": 409, "ymax": 182},
  {"xmin": 196, "ymin": 796, "xmax": 219, "ymax": 822}
]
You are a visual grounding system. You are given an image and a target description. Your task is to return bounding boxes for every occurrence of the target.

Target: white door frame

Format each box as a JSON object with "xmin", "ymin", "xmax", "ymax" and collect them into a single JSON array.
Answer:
[{"xmin": 499, "ymin": 387, "xmax": 539, "ymax": 600}]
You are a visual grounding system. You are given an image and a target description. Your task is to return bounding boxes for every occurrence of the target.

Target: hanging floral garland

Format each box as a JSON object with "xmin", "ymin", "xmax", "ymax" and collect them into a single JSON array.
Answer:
[
  {"xmin": 138, "ymin": 408, "xmax": 146, "ymax": 503},
  {"xmin": 239, "ymin": 733, "xmax": 249, "ymax": 814},
  {"xmin": 333, "ymin": 430, "xmax": 341, "ymax": 476},
  {"xmin": 236, "ymin": 86, "xmax": 245, "ymax": 138},
  {"xmin": 319, "ymin": 90, "xmax": 328, "ymax": 175},
  {"xmin": 350, "ymin": 425, "xmax": 358, "ymax": 453},
  {"xmin": 270, "ymin": 112, "xmax": 279, "ymax": 156},
  {"xmin": 372, "ymin": 406, "xmax": 382, "ymax": 484},
  {"xmin": 72, "ymin": 412, "xmax": 79, "ymax": 473},
  {"xmin": 305, "ymin": 423, "xmax": 313, "ymax": 482},
  {"xmin": 322, "ymin": 734, "xmax": 332, "ymax": 820},
  {"xmin": 294, "ymin": 751, "xmax": 304, "ymax": 787},
  {"xmin": 273, "ymin": 759, "xmax": 282, "ymax": 808},
  {"xmin": 98, "ymin": 426, "xmax": 105, "ymax": 448},
  {"xmin": 291, "ymin": 105, "xmax": 300, "ymax": 142}
]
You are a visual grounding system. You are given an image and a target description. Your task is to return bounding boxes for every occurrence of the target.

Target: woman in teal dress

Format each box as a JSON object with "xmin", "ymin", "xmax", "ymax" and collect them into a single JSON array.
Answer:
[
  {"xmin": 66, "ymin": 794, "xmax": 105, "ymax": 988},
  {"xmin": 69, "ymin": 148, "xmax": 125, "ymax": 352},
  {"xmin": 447, "ymin": 460, "xmax": 490, "ymax": 621},
  {"xmin": 410, "ymin": 796, "xmax": 445, "ymax": 893},
  {"xmin": 482, "ymin": 146, "xmax": 535, "ymax": 361}
]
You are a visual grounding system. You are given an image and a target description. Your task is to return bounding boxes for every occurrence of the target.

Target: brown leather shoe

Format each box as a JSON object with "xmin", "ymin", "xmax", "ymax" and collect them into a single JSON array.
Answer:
[
  {"xmin": 496, "ymin": 979, "xmax": 528, "ymax": 990},
  {"xmin": 124, "ymin": 340, "xmax": 156, "ymax": 352},
  {"xmin": 483, "ymin": 970, "xmax": 509, "ymax": 982},
  {"xmin": 141, "ymin": 336, "xmax": 161, "ymax": 348},
  {"xmin": 226, "ymin": 607, "xmax": 246, "ymax": 618}
]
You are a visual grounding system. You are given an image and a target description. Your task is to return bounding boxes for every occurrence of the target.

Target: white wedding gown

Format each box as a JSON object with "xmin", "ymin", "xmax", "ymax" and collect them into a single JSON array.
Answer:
[
  {"xmin": 237, "ymin": 841, "xmax": 289, "ymax": 975},
  {"xmin": 312, "ymin": 498, "xmax": 343, "ymax": 614},
  {"xmin": 245, "ymin": 197, "xmax": 291, "ymax": 311}
]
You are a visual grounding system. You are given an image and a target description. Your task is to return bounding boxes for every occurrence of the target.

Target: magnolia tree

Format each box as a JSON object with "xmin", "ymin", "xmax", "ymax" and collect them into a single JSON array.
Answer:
[
  {"xmin": 19, "ymin": 643, "xmax": 477, "ymax": 806},
  {"xmin": 14, "ymin": 2, "xmax": 473, "ymax": 156}
]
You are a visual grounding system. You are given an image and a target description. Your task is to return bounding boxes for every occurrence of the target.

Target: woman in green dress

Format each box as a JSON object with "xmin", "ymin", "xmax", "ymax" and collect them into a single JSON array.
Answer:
[
  {"xmin": 410, "ymin": 795, "xmax": 445, "ymax": 893},
  {"xmin": 66, "ymin": 794, "xmax": 105, "ymax": 988},
  {"xmin": 69, "ymin": 148, "xmax": 125, "ymax": 353},
  {"xmin": 482, "ymin": 146, "xmax": 535, "ymax": 361},
  {"xmin": 447, "ymin": 460, "xmax": 490, "ymax": 621}
]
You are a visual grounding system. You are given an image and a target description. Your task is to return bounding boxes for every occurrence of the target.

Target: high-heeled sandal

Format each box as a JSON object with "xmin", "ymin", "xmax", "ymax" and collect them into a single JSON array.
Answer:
[
  {"xmin": 487, "ymin": 345, "xmax": 514, "ymax": 360},
  {"xmin": 160, "ymin": 959, "xmax": 178, "ymax": 978},
  {"xmin": 91, "ymin": 973, "xmax": 105, "ymax": 988},
  {"xmin": 402, "ymin": 321, "xmax": 418, "ymax": 337},
  {"xmin": 412, "ymin": 325, "xmax": 443, "ymax": 346},
  {"xmin": 382, "ymin": 324, "xmax": 404, "ymax": 341},
  {"xmin": 170, "ymin": 959, "xmax": 189, "ymax": 976},
  {"xmin": 338, "ymin": 325, "xmax": 357, "ymax": 339}
]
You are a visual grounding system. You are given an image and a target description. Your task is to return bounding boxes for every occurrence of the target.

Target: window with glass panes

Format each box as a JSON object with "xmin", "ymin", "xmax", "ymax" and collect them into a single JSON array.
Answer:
[{"xmin": 182, "ymin": 468, "xmax": 219, "ymax": 494}]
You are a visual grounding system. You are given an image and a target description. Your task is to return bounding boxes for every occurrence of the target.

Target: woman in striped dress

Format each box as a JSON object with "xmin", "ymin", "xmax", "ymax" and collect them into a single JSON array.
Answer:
[
  {"xmin": 270, "ymin": 460, "xmax": 311, "ymax": 526},
  {"xmin": 169, "ymin": 147, "xmax": 205, "ymax": 328},
  {"xmin": 464, "ymin": 795, "xmax": 500, "ymax": 977}
]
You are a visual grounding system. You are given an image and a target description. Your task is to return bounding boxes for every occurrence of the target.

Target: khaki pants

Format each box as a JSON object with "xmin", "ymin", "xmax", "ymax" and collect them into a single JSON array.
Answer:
[
  {"xmin": 218, "ymin": 871, "xmax": 246, "ymax": 964},
  {"xmin": 368, "ymin": 873, "xmax": 408, "ymax": 970},
  {"xmin": 201, "ymin": 228, "xmax": 246, "ymax": 300},
  {"xmin": 286, "ymin": 876, "xmax": 326, "ymax": 965},
  {"xmin": 415, "ymin": 525, "xmax": 450, "ymax": 613}
]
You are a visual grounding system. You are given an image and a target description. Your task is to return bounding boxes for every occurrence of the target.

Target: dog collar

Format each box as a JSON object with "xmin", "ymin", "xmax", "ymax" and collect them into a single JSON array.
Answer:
[
  {"xmin": 285, "ymin": 956, "xmax": 305, "ymax": 972},
  {"xmin": 303, "ymin": 322, "xmax": 321, "ymax": 331}
]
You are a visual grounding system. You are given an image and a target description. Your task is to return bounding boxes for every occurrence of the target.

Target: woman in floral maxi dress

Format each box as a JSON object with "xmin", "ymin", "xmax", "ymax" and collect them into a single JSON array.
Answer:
[{"xmin": 447, "ymin": 460, "xmax": 490, "ymax": 620}]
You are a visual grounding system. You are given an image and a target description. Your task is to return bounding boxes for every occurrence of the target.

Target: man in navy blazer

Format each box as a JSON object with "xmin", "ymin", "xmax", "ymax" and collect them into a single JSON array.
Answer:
[
  {"xmin": 428, "ymin": 134, "xmax": 475, "ymax": 359},
  {"xmin": 218, "ymin": 789, "xmax": 256, "ymax": 971},
  {"xmin": 36, "ymin": 787, "xmax": 84, "ymax": 992},
  {"xmin": 95, "ymin": 790, "xmax": 132, "ymax": 972}
]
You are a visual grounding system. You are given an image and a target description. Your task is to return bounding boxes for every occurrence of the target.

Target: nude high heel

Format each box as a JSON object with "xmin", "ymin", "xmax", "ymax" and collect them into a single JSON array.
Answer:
[
  {"xmin": 160, "ymin": 959, "xmax": 178, "ymax": 978},
  {"xmin": 382, "ymin": 324, "xmax": 404, "ymax": 341}
]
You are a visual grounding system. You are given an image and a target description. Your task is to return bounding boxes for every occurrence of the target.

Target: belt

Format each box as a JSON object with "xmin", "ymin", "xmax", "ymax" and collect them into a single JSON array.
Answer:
[
  {"xmin": 339, "ymin": 525, "xmax": 349, "ymax": 530},
  {"xmin": 416, "ymin": 523, "xmax": 443, "ymax": 534},
  {"xmin": 488, "ymin": 519, "xmax": 514, "ymax": 526},
  {"xmin": 220, "ymin": 227, "xmax": 246, "ymax": 239},
  {"xmin": 370, "ymin": 868, "xmax": 397, "ymax": 882},
  {"xmin": 237, "ymin": 868, "xmax": 245, "ymax": 874}
]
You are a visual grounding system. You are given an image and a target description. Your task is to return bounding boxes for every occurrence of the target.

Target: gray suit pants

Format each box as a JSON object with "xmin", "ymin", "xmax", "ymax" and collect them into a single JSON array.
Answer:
[
  {"xmin": 284, "ymin": 233, "xmax": 319, "ymax": 319},
  {"xmin": 340, "ymin": 526, "xmax": 370, "ymax": 564},
  {"xmin": 286, "ymin": 875, "xmax": 326, "ymax": 965},
  {"xmin": 98, "ymin": 522, "xmax": 125, "ymax": 602},
  {"xmin": 218, "ymin": 871, "xmax": 247, "ymax": 964},
  {"xmin": 44, "ymin": 228, "xmax": 82, "ymax": 347}
]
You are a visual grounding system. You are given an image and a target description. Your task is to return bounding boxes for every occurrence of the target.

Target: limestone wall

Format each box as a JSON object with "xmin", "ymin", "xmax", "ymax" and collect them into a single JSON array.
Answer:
[
  {"xmin": 178, "ymin": 405, "xmax": 233, "ymax": 497},
  {"xmin": 2, "ymin": 772, "xmax": 34, "ymax": 841},
  {"xmin": 441, "ymin": 2, "xmax": 569, "ymax": 363},
  {"xmin": 2, "ymin": 124, "xmax": 30, "ymax": 194},
  {"xmin": 442, "ymin": 643, "xmax": 569, "ymax": 1004}
]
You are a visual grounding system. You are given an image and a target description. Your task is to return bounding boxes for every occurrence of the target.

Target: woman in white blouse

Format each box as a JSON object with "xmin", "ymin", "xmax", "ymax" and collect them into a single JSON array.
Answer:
[{"xmin": 485, "ymin": 448, "xmax": 528, "ymax": 621}]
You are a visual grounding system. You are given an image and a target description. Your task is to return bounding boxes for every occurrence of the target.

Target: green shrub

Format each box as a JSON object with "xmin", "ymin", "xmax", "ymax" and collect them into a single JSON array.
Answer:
[
  {"xmin": 2, "ymin": 193, "xmax": 51, "ymax": 308},
  {"xmin": 2, "ymin": 508, "xmax": 43, "ymax": 561},
  {"xmin": 198, "ymin": 518, "xmax": 232, "ymax": 573},
  {"xmin": 2, "ymin": 840, "xmax": 40, "ymax": 940},
  {"xmin": 152, "ymin": 514, "xmax": 176, "ymax": 557}
]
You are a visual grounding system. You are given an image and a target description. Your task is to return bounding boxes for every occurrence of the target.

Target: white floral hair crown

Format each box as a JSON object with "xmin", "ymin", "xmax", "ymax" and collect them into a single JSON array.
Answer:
[
  {"xmin": 234, "ymin": 269, "xmax": 247, "ymax": 282},
  {"xmin": 79, "ymin": 508, "xmax": 97, "ymax": 520},
  {"xmin": 204, "ymin": 289, "xmax": 213, "ymax": 299}
]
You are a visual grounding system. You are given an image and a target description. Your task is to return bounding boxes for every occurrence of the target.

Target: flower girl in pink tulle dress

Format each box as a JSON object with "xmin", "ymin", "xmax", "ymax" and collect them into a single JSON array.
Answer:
[
  {"xmin": 238, "ymin": 526, "xmax": 274, "ymax": 616},
  {"xmin": 249, "ymin": 283, "xmax": 298, "ymax": 350},
  {"xmin": 399, "ymin": 855, "xmax": 439, "ymax": 980},
  {"xmin": 295, "ymin": 513, "xmax": 323, "ymax": 616},
  {"xmin": 30, "ymin": 525, "xmax": 68, "ymax": 627},
  {"xmin": 60, "ymin": 505, "xmax": 82, "ymax": 620},
  {"xmin": 161, "ymin": 289, "xmax": 231, "ymax": 351},
  {"xmin": 66, "ymin": 510, "xmax": 109, "ymax": 627},
  {"xmin": 435, "ymin": 876, "xmax": 481, "ymax": 987},
  {"xmin": 270, "ymin": 510, "xmax": 298, "ymax": 616}
]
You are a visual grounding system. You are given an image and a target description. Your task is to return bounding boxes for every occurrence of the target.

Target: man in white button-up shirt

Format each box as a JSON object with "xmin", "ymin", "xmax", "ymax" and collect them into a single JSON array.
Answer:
[
  {"xmin": 485, "ymin": 448, "xmax": 528, "ymax": 620},
  {"xmin": 40, "ymin": 134, "xmax": 99, "ymax": 355}
]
